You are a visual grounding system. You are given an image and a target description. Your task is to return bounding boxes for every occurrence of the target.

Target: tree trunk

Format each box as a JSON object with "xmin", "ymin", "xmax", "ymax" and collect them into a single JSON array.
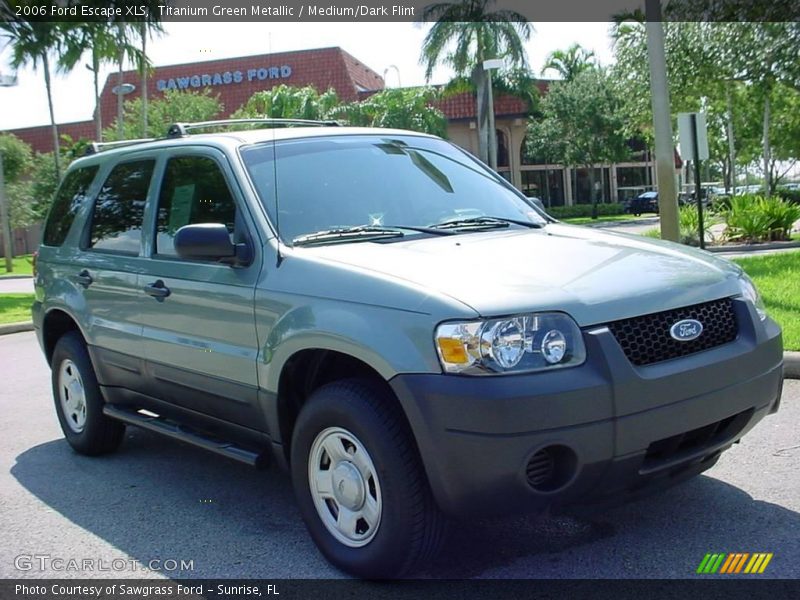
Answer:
[
  {"xmin": 117, "ymin": 46, "xmax": 125, "ymax": 139},
  {"xmin": 472, "ymin": 65, "xmax": 489, "ymax": 165},
  {"xmin": 141, "ymin": 22, "xmax": 148, "ymax": 138},
  {"xmin": 589, "ymin": 166, "xmax": 597, "ymax": 219},
  {"xmin": 42, "ymin": 52, "xmax": 61, "ymax": 180},
  {"xmin": 93, "ymin": 50, "xmax": 102, "ymax": 141},
  {"xmin": 725, "ymin": 82, "xmax": 736, "ymax": 194},
  {"xmin": 762, "ymin": 88, "xmax": 772, "ymax": 195}
]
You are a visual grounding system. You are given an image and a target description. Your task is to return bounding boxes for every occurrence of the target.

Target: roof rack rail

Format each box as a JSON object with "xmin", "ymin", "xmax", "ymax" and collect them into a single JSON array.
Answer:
[
  {"xmin": 84, "ymin": 138, "xmax": 157, "ymax": 156},
  {"xmin": 166, "ymin": 118, "xmax": 340, "ymax": 138}
]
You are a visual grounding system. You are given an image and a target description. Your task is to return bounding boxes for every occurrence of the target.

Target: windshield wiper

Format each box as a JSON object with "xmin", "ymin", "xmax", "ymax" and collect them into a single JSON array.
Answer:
[
  {"xmin": 293, "ymin": 224, "xmax": 460, "ymax": 246},
  {"xmin": 431, "ymin": 216, "xmax": 545, "ymax": 231},
  {"xmin": 293, "ymin": 226, "xmax": 405, "ymax": 246}
]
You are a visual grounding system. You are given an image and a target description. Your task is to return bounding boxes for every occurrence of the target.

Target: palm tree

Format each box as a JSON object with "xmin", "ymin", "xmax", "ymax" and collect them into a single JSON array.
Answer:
[
  {"xmin": 59, "ymin": 23, "xmax": 119, "ymax": 142},
  {"xmin": 420, "ymin": 0, "xmax": 531, "ymax": 166},
  {"xmin": 0, "ymin": 20, "xmax": 62, "ymax": 177},
  {"xmin": 138, "ymin": 10, "xmax": 165, "ymax": 138},
  {"xmin": 541, "ymin": 44, "xmax": 597, "ymax": 81}
]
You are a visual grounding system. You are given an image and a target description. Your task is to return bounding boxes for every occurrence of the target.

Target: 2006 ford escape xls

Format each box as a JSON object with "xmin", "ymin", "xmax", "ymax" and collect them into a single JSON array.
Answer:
[{"xmin": 33, "ymin": 120, "xmax": 784, "ymax": 578}]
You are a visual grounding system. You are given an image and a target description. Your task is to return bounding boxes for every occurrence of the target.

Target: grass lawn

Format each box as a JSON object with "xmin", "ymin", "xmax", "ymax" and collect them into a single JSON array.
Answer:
[
  {"xmin": 734, "ymin": 251, "xmax": 800, "ymax": 351},
  {"xmin": 561, "ymin": 214, "xmax": 650, "ymax": 226},
  {"xmin": 0, "ymin": 254, "xmax": 34, "ymax": 277},
  {"xmin": 0, "ymin": 294, "xmax": 35, "ymax": 325}
]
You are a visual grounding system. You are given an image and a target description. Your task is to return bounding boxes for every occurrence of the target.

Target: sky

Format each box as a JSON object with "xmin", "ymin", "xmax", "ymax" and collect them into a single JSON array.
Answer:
[{"xmin": 0, "ymin": 22, "xmax": 614, "ymax": 131}]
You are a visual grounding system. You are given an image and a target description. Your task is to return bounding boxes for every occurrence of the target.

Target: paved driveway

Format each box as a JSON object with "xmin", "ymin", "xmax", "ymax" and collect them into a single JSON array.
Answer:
[{"xmin": 1, "ymin": 331, "xmax": 798, "ymax": 580}]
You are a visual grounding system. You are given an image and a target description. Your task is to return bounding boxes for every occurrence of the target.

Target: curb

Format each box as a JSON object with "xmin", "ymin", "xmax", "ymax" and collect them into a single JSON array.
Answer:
[
  {"xmin": 0, "ymin": 275, "xmax": 34, "ymax": 281},
  {"xmin": 0, "ymin": 321, "xmax": 34, "ymax": 335},
  {"xmin": 785, "ymin": 351, "xmax": 800, "ymax": 380},
  {"xmin": 707, "ymin": 241, "xmax": 800, "ymax": 254}
]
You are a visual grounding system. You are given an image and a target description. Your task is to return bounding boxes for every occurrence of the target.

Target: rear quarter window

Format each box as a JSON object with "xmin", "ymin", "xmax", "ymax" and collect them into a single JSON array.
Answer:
[{"xmin": 42, "ymin": 166, "xmax": 99, "ymax": 247}]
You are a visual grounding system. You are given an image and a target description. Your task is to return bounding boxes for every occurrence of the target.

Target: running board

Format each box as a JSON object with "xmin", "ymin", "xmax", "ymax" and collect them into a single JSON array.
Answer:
[{"xmin": 103, "ymin": 405, "xmax": 269, "ymax": 468}]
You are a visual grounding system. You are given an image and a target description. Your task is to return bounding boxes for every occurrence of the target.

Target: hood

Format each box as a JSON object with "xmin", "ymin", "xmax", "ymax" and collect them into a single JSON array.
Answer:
[{"xmin": 291, "ymin": 224, "xmax": 743, "ymax": 326}]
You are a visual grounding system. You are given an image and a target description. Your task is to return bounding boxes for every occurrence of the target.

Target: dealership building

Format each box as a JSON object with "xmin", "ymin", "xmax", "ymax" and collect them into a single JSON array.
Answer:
[{"xmin": 10, "ymin": 46, "xmax": 659, "ymax": 207}]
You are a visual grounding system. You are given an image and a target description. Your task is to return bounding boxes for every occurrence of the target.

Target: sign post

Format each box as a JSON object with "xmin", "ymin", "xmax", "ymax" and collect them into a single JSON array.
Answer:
[{"xmin": 678, "ymin": 112, "xmax": 709, "ymax": 249}]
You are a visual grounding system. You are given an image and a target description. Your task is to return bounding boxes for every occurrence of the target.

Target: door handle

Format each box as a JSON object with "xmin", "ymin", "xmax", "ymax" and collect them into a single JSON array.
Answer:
[
  {"xmin": 75, "ymin": 269, "xmax": 93, "ymax": 288},
  {"xmin": 144, "ymin": 280, "xmax": 171, "ymax": 299}
]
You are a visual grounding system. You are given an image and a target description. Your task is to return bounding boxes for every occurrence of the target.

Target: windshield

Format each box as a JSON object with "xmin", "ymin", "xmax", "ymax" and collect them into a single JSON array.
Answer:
[{"xmin": 240, "ymin": 135, "xmax": 547, "ymax": 245}]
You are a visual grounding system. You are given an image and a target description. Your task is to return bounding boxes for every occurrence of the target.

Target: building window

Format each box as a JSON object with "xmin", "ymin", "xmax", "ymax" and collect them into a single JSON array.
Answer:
[
  {"xmin": 521, "ymin": 169, "xmax": 565, "ymax": 207},
  {"xmin": 572, "ymin": 167, "xmax": 611, "ymax": 205},
  {"xmin": 616, "ymin": 165, "xmax": 654, "ymax": 203},
  {"xmin": 496, "ymin": 130, "xmax": 509, "ymax": 168}
]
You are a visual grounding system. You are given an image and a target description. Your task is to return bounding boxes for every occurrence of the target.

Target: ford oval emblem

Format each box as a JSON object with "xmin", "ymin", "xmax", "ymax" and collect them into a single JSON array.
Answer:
[{"xmin": 670, "ymin": 319, "xmax": 703, "ymax": 342}]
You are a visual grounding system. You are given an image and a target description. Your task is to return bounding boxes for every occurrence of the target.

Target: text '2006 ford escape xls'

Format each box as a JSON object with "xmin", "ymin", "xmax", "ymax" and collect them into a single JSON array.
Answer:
[{"xmin": 33, "ymin": 120, "xmax": 783, "ymax": 578}]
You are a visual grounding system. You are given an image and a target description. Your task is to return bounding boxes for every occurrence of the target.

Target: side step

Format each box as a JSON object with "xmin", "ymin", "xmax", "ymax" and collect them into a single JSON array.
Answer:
[{"xmin": 103, "ymin": 405, "xmax": 269, "ymax": 469}]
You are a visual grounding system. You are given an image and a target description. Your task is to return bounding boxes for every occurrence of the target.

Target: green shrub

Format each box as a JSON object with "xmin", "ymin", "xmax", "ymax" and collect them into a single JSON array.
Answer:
[
  {"xmin": 678, "ymin": 205, "xmax": 714, "ymax": 246},
  {"xmin": 639, "ymin": 208, "xmax": 712, "ymax": 246},
  {"xmin": 723, "ymin": 195, "xmax": 800, "ymax": 242},
  {"xmin": 548, "ymin": 203, "xmax": 625, "ymax": 219},
  {"xmin": 775, "ymin": 187, "xmax": 800, "ymax": 205},
  {"xmin": 642, "ymin": 228, "xmax": 661, "ymax": 239}
]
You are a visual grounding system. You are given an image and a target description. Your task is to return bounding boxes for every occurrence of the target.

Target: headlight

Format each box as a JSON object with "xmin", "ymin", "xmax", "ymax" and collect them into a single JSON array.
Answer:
[
  {"xmin": 435, "ymin": 313, "xmax": 586, "ymax": 375},
  {"xmin": 738, "ymin": 274, "xmax": 767, "ymax": 321}
]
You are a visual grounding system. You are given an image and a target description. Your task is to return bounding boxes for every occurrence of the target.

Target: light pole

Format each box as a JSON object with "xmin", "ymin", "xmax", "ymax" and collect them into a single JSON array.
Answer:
[
  {"xmin": 112, "ymin": 82, "xmax": 136, "ymax": 139},
  {"xmin": 483, "ymin": 58, "xmax": 503, "ymax": 171},
  {"xmin": 1, "ymin": 71, "xmax": 18, "ymax": 273}
]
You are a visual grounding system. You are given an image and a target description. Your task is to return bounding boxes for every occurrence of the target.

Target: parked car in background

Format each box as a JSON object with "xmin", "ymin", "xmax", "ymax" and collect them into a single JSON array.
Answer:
[{"xmin": 624, "ymin": 191, "xmax": 659, "ymax": 216}]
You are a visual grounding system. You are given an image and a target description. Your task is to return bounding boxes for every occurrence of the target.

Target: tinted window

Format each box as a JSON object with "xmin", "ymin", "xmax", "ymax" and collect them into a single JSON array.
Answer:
[
  {"xmin": 155, "ymin": 156, "xmax": 237, "ymax": 257},
  {"xmin": 42, "ymin": 166, "xmax": 99, "ymax": 246},
  {"xmin": 240, "ymin": 136, "xmax": 545, "ymax": 245},
  {"xmin": 89, "ymin": 160, "xmax": 154, "ymax": 254}
]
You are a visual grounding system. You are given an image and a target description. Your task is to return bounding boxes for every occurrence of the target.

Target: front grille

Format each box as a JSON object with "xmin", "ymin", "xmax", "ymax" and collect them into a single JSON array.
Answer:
[{"xmin": 606, "ymin": 297, "xmax": 738, "ymax": 366}]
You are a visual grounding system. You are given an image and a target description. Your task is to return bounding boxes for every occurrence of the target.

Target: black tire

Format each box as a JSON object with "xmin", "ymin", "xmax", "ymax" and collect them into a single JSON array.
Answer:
[
  {"xmin": 290, "ymin": 379, "xmax": 446, "ymax": 578},
  {"xmin": 51, "ymin": 332, "xmax": 125, "ymax": 456}
]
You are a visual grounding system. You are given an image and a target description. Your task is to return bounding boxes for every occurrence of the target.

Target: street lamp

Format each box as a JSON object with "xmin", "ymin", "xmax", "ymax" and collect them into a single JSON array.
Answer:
[
  {"xmin": 112, "ymin": 82, "xmax": 136, "ymax": 138},
  {"xmin": 1, "ymin": 71, "xmax": 18, "ymax": 273},
  {"xmin": 483, "ymin": 58, "xmax": 503, "ymax": 171}
]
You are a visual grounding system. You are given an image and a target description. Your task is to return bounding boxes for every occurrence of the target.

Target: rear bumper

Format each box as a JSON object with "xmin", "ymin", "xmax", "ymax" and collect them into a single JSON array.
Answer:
[{"xmin": 390, "ymin": 299, "xmax": 783, "ymax": 518}]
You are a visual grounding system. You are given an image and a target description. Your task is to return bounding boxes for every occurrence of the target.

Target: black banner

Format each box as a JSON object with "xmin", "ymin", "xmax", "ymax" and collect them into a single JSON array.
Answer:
[
  {"xmin": 1, "ymin": 0, "xmax": 799, "ymax": 23},
  {"xmin": 2, "ymin": 580, "xmax": 800, "ymax": 600}
]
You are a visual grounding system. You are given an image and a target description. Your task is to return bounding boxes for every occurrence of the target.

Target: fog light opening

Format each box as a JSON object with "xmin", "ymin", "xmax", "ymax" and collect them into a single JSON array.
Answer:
[{"xmin": 526, "ymin": 445, "xmax": 578, "ymax": 493}]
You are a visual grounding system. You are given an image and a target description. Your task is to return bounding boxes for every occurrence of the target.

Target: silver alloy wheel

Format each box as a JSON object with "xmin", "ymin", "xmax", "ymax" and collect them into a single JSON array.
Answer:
[
  {"xmin": 308, "ymin": 427, "xmax": 382, "ymax": 547},
  {"xmin": 58, "ymin": 359, "xmax": 87, "ymax": 434}
]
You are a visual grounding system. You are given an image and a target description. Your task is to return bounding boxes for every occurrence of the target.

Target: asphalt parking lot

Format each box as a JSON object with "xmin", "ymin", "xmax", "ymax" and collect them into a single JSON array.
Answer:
[{"xmin": 1, "ymin": 330, "xmax": 798, "ymax": 580}]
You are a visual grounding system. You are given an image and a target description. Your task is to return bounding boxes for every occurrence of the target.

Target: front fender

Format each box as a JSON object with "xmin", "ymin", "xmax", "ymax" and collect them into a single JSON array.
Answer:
[{"xmin": 256, "ymin": 300, "xmax": 443, "ymax": 395}]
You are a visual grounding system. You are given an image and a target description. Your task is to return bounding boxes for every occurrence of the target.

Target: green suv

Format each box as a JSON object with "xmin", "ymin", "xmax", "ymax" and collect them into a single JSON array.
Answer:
[{"xmin": 33, "ymin": 121, "xmax": 784, "ymax": 578}]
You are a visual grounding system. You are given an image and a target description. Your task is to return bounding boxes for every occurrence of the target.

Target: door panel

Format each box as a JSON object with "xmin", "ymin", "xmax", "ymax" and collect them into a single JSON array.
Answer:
[
  {"xmin": 138, "ymin": 151, "xmax": 263, "ymax": 429},
  {"xmin": 72, "ymin": 159, "xmax": 158, "ymax": 390}
]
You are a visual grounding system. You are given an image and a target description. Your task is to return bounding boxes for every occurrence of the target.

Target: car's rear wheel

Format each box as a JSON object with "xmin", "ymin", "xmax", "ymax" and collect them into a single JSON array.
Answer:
[
  {"xmin": 290, "ymin": 379, "xmax": 446, "ymax": 578},
  {"xmin": 51, "ymin": 332, "xmax": 125, "ymax": 455}
]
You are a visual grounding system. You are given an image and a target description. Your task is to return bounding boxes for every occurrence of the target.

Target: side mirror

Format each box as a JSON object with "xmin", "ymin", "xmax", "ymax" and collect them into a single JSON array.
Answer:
[{"xmin": 174, "ymin": 223, "xmax": 236, "ymax": 261}]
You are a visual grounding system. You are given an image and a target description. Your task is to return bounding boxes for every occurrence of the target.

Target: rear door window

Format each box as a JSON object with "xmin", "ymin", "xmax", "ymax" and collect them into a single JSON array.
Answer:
[
  {"xmin": 88, "ymin": 160, "xmax": 155, "ymax": 254},
  {"xmin": 42, "ymin": 166, "xmax": 99, "ymax": 247}
]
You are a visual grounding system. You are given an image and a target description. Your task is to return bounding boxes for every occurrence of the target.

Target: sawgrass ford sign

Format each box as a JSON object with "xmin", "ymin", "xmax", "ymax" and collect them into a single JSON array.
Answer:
[{"xmin": 156, "ymin": 65, "xmax": 293, "ymax": 91}]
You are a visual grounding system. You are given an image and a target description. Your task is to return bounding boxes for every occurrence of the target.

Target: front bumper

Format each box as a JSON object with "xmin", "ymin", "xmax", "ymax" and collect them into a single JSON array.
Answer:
[{"xmin": 389, "ymin": 299, "xmax": 783, "ymax": 518}]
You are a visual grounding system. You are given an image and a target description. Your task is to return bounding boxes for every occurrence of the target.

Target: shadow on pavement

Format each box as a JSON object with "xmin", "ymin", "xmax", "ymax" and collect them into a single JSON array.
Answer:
[{"xmin": 12, "ymin": 430, "xmax": 800, "ymax": 579}]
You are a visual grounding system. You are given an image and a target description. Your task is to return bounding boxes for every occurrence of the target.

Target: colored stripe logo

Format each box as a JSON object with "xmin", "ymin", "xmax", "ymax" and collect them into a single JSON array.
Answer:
[{"xmin": 696, "ymin": 553, "xmax": 773, "ymax": 574}]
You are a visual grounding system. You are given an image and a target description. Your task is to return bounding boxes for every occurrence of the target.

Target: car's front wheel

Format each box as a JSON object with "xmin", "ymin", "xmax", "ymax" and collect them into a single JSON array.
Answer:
[
  {"xmin": 51, "ymin": 332, "xmax": 125, "ymax": 455},
  {"xmin": 290, "ymin": 379, "xmax": 446, "ymax": 578}
]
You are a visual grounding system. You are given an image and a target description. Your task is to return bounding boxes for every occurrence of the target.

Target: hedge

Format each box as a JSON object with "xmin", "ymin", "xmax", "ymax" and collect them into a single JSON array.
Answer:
[{"xmin": 547, "ymin": 203, "xmax": 626, "ymax": 219}]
